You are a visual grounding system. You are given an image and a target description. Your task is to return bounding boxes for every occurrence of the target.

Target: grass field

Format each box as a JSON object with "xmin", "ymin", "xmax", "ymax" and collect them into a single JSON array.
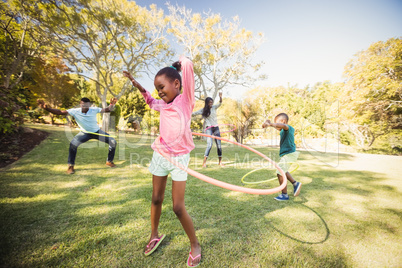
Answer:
[{"xmin": 0, "ymin": 124, "xmax": 401, "ymax": 267}]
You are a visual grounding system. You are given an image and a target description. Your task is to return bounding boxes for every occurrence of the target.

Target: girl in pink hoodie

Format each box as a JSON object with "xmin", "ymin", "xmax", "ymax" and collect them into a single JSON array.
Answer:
[{"xmin": 123, "ymin": 56, "xmax": 201, "ymax": 267}]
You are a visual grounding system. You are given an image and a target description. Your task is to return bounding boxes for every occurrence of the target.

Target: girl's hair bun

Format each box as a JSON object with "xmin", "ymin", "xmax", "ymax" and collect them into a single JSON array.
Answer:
[{"xmin": 171, "ymin": 61, "xmax": 181, "ymax": 72}]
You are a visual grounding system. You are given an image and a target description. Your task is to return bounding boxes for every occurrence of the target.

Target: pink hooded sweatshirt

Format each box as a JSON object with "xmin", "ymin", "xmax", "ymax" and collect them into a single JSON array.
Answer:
[{"xmin": 140, "ymin": 56, "xmax": 195, "ymax": 156}]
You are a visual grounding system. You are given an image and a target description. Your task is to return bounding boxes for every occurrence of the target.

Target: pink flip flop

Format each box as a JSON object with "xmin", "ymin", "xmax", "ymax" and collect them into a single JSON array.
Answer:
[
  {"xmin": 186, "ymin": 251, "xmax": 201, "ymax": 267},
  {"xmin": 144, "ymin": 234, "xmax": 166, "ymax": 256}
]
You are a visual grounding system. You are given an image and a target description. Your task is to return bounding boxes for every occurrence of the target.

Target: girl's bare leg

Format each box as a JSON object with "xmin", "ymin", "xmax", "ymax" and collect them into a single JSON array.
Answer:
[
  {"xmin": 218, "ymin": 156, "xmax": 225, "ymax": 167},
  {"xmin": 202, "ymin": 156, "xmax": 207, "ymax": 168},
  {"xmin": 146, "ymin": 175, "xmax": 167, "ymax": 250},
  {"xmin": 172, "ymin": 180, "xmax": 201, "ymax": 266}
]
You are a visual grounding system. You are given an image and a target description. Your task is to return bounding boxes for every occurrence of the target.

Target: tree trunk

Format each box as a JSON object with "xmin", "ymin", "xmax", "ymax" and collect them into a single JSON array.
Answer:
[
  {"xmin": 101, "ymin": 98, "xmax": 109, "ymax": 132},
  {"xmin": 102, "ymin": 113, "xmax": 110, "ymax": 132}
]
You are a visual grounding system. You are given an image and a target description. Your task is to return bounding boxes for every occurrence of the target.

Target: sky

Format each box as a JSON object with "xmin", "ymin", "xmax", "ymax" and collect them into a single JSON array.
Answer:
[{"xmin": 134, "ymin": 0, "xmax": 402, "ymax": 98}]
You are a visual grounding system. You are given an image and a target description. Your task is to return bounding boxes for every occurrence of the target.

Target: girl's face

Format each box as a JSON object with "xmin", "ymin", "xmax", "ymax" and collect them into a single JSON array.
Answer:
[
  {"xmin": 154, "ymin": 74, "xmax": 180, "ymax": 103},
  {"xmin": 208, "ymin": 100, "xmax": 213, "ymax": 108}
]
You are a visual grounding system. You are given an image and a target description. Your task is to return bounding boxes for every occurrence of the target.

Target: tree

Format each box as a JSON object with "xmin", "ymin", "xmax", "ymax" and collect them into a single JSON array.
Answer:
[
  {"xmin": 141, "ymin": 90, "xmax": 160, "ymax": 135},
  {"xmin": 342, "ymin": 37, "xmax": 402, "ymax": 148},
  {"xmin": 167, "ymin": 4, "xmax": 266, "ymax": 100},
  {"xmin": 0, "ymin": 85, "xmax": 31, "ymax": 134},
  {"xmin": 243, "ymin": 83, "xmax": 341, "ymax": 146},
  {"xmin": 70, "ymin": 74, "xmax": 97, "ymax": 105},
  {"xmin": 116, "ymin": 89, "xmax": 147, "ymax": 131},
  {"xmin": 0, "ymin": 1, "xmax": 49, "ymax": 134},
  {"xmin": 220, "ymin": 98, "xmax": 258, "ymax": 144},
  {"xmin": 30, "ymin": 0, "xmax": 172, "ymax": 131},
  {"xmin": 0, "ymin": 1, "xmax": 44, "ymax": 90},
  {"xmin": 26, "ymin": 56, "xmax": 80, "ymax": 124},
  {"xmin": 118, "ymin": 90, "xmax": 147, "ymax": 121}
]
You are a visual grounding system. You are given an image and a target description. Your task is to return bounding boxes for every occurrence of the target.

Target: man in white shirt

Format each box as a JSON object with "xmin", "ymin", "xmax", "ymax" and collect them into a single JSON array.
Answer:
[{"xmin": 38, "ymin": 97, "xmax": 117, "ymax": 174}]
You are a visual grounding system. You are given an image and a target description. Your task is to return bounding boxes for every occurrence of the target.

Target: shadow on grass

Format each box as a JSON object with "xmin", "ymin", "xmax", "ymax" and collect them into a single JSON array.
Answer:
[{"xmin": 266, "ymin": 196, "xmax": 330, "ymax": 244}]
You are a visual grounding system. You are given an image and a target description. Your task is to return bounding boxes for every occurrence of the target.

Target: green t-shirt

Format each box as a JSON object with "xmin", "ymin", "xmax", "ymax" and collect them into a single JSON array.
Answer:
[{"xmin": 279, "ymin": 125, "xmax": 296, "ymax": 157}]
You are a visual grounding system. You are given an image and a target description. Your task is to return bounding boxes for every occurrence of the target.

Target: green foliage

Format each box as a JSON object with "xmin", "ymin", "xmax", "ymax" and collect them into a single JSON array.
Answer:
[
  {"xmin": 118, "ymin": 90, "xmax": 147, "ymax": 120},
  {"xmin": 190, "ymin": 99, "xmax": 206, "ymax": 133},
  {"xmin": 0, "ymin": 0, "xmax": 44, "ymax": 90},
  {"xmin": 141, "ymin": 90, "xmax": 160, "ymax": 133},
  {"xmin": 190, "ymin": 118, "xmax": 203, "ymax": 132},
  {"xmin": 70, "ymin": 74, "xmax": 95, "ymax": 105},
  {"xmin": 141, "ymin": 109, "xmax": 160, "ymax": 134},
  {"xmin": 26, "ymin": 107, "xmax": 46, "ymax": 124},
  {"xmin": 115, "ymin": 89, "xmax": 148, "ymax": 131},
  {"xmin": 0, "ymin": 1, "xmax": 49, "ymax": 131},
  {"xmin": 109, "ymin": 103, "xmax": 121, "ymax": 130},
  {"xmin": 342, "ymin": 37, "xmax": 402, "ymax": 148},
  {"xmin": 243, "ymin": 46, "xmax": 402, "ymax": 153},
  {"xmin": 20, "ymin": 56, "xmax": 80, "ymax": 125},
  {"xmin": 219, "ymin": 98, "xmax": 259, "ymax": 143},
  {"xmin": 0, "ymin": 85, "xmax": 32, "ymax": 134},
  {"xmin": 25, "ymin": 56, "xmax": 81, "ymax": 123},
  {"xmin": 244, "ymin": 84, "xmax": 338, "ymax": 145},
  {"xmin": 28, "ymin": 0, "xmax": 173, "ymax": 131}
]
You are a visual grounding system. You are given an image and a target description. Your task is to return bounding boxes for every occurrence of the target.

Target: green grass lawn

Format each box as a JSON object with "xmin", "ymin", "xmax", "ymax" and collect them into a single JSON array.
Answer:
[{"xmin": 1, "ymin": 124, "xmax": 401, "ymax": 267}]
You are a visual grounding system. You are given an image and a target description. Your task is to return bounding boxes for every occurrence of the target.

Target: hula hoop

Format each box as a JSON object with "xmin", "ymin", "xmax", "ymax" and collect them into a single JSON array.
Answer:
[
  {"xmin": 155, "ymin": 132, "xmax": 287, "ymax": 195},
  {"xmin": 82, "ymin": 131, "xmax": 117, "ymax": 138},
  {"xmin": 204, "ymin": 124, "xmax": 236, "ymax": 135},
  {"xmin": 241, "ymin": 162, "xmax": 300, "ymax": 185}
]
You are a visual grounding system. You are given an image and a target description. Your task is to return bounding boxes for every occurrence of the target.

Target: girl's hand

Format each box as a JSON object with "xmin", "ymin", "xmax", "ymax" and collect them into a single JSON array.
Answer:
[
  {"xmin": 124, "ymin": 72, "xmax": 146, "ymax": 93},
  {"xmin": 123, "ymin": 71, "xmax": 141, "ymax": 89},
  {"xmin": 262, "ymin": 120, "xmax": 271, "ymax": 128},
  {"xmin": 123, "ymin": 71, "xmax": 133, "ymax": 80},
  {"xmin": 219, "ymin": 92, "xmax": 223, "ymax": 98}
]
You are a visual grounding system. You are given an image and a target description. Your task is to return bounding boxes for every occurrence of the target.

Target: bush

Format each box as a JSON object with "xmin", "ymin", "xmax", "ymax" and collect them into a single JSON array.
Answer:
[
  {"xmin": 110, "ymin": 104, "xmax": 121, "ymax": 130},
  {"xmin": 26, "ymin": 108, "xmax": 46, "ymax": 124},
  {"xmin": 0, "ymin": 86, "xmax": 32, "ymax": 135},
  {"xmin": 339, "ymin": 131, "xmax": 355, "ymax": 146}
]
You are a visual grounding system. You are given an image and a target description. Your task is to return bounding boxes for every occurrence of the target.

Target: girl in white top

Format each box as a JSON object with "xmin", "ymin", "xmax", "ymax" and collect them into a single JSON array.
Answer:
[{"xmin": 192, "ymin": 92, "xmax": 224, "ymax": 168}]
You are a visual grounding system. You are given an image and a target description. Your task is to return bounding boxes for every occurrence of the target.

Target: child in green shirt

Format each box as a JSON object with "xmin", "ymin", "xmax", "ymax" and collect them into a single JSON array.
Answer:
[{"xmin": 263, "ymin": 113, "xmax": 302, "ymax": 201}]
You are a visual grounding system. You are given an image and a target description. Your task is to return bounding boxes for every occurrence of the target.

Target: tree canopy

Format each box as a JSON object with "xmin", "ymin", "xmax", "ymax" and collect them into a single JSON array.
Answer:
[
  {"xmin": 28, "ymin": 0, "xmax": 172, "ymax": 130},
  {"xmin": 341, "ymin": 37, "xmax": 402, "ymax": 148},
  {"xmin": 167, "ymin": 4, "xmax": 266, "ymax": 100}
]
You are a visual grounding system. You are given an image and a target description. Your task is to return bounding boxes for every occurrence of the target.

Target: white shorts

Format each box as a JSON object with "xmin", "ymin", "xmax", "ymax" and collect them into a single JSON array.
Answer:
[
  {"xmin": 149, "ymin": 151, "xmax": 190, "ymax": 181},
  {"xmin": 276, "ymin": 151, "xmax": 300, "ymax": 175}
]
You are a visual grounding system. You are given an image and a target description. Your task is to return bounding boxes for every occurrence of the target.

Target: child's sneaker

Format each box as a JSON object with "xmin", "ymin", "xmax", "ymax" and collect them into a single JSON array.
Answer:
[
  {"xmin": 106, "ymin": 161, "xmax": 116, "ymax": 168},
  {"xmin": 66, "ymin": 165, "xmax": 75, "ymax": 174},
  {"xmin": 293, "ymin": 182, "xmax": 302, "ymax": 196},
  {"xmin": 274, "ymin": 193, "xmax": 289, "ymax": 201}
]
